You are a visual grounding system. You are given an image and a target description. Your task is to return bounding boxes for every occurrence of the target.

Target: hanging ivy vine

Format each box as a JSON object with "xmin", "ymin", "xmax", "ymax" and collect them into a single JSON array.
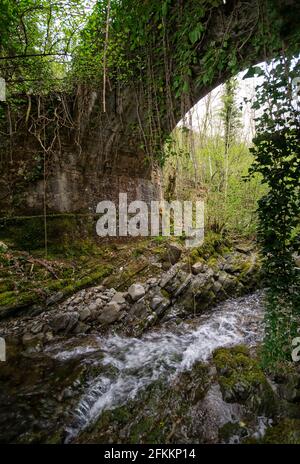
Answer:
[
  {"xmin": 247, "ymin": 55, "xmax": 300, "ymax": 366},
  {"xmin": 68, "ymin": 0, "xmax": 300, "ymax": 162}
]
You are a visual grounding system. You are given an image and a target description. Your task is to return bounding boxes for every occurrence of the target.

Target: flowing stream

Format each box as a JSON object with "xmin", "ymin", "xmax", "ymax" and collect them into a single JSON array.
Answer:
[{"xmin": 44, "ymin": 292, "xmax": 264, "ymax": 442}]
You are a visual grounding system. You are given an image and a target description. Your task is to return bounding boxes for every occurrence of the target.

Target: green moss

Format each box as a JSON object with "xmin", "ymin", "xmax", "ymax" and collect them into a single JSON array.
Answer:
[
  {"xmin": 0, "ymin": 291, "xmax": 19, "ymax": 307},
  {"xmin": 60, "ymin": 266, "xmax": 112, "ymax": 293},
  {"xmin": 0, "ymin": 215, "xmax": 97, "ymax": 252},
  {"xmin": 189, "ymin": 248, "xmax": 201, "ymax": 263},
  {"xmin": 207, "ymin": 256, "xmax": 218, "ymax": 268},
  {"xmin": 219, "ymin": 421, "xmax": 248, "ymax": 443},
  {"xmin": 45, "ymin": 431, "xmax": 65, "ymax": 444},
  {"xmin": 0, "ymin": 264, "xmax": 112, "ymax": 319},
  {"xmin": 174, "ymin": 362, "xmax": 210, "ymax": 404},
  {"xmin": 132, "ymin": 248, "xmax": 143, "ymax": 258},
  {"xmin": 129, "ymin": 416, "xmax": 163, "ymax": 444},
  {"xmin": 2, "ymin": 217, "xmax": 45, "ymax": 250},
  {"xmin": 110, "ymin": 405, "xmax": 132, "ymax": 425},
  {"xmin": 0, "ymin": 290, "xmax": 41, "ymax": 318},
  {"xmin": 152, "ymin": 246, "xmax": 165, "ymax": 256},
  {"xmin": 188, "ymin": 232, "xmax": 232, "ymax": 264},
  {"xmin": 18, "ymin": 430, "xmax": 46, "ymax": 444},
  {"xmin": 239, "ymin": 257, "xmax": 261, "ymax": 283},
  {"xmin": 261, "ymin": 419, "xmax": 300, "ymax": 444},
  {"xmin": 152, "ymin": 236, "xmax": 168, "ymax": 244},
  {"xmin": 0, "ymin": 280, "xmax": 14, "ymax": 293},
  {"xmin": 161, "ymin": 288, "xmax": 170, "ymax": 299},
  {"xmin": 213, "ymin": 346, "xmax": 276, "ymax": 414}
]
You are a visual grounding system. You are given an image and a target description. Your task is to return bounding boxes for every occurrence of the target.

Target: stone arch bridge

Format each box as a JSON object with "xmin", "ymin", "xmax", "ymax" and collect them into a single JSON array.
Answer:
[{"xmin": 0, "ymin": 0, "xmax": 299, "ymax": 218}]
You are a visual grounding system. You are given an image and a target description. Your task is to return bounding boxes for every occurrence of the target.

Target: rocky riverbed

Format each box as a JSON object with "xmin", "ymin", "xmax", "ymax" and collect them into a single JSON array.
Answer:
[
  {"xmin": 0, "ymin": 245, "xmax": 261, "ymax": 346},
  {"xmin": 1, "ymin": 242, "xmax": 300, "ymax": 444}
]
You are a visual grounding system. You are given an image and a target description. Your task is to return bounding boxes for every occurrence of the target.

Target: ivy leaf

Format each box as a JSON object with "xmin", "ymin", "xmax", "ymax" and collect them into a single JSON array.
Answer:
[
  {"xmin": 162, "ymin": 1, "xmax": 168, "ymax": 17},
  {"xmin": 182, "ymin": 80, "xmax": 189, "ymax": 93},
  {"xmin": 243, "ymin": 66, "xmax": 265, "ymax": 79},
  {"xmin": 189, "ymin": 26, "xmax": 202, "ymax": 44}
]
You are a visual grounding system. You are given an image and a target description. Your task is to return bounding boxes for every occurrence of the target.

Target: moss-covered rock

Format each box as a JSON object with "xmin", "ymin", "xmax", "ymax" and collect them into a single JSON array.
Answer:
[
  {"xmin": 75, "ymin": 362, "xmax": 211, "ymax": 444},
  {"xmin": 260, "ymin": 419, "xmax": 300, "ymax": 444},
  {"xmin": 188, "ymin": 232, "xmax": 232, "ymax": 265},
  {"xmin": 219, "ymin": 421, "xmax": 248, "ymax": 444},
  {"xmin": 0, "ymin": 262, "xmax": 112, "ymax": 320},
  {"xmin": 213, "ymin": 346, "xmax": 276, "ymax": 416}
]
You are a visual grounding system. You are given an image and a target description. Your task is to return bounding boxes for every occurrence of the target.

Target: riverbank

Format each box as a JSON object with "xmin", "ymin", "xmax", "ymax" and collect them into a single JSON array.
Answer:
[
  {"xmin": 0, "ymin": 233, "xmax": 260, "ymax": 344},
  {"xmin": 1, "ymin": 235, "xmax": 300, "ymax": 444}
]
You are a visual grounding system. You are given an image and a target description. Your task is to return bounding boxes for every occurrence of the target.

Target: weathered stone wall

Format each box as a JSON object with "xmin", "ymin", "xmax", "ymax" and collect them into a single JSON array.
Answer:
[
  {"xmin": 0, "ymin": 151, "xmax": 162, "ymax": 216},
  {"xmin": 0, "ymin": 90, "xmax": 162, "ymax": 216},
  {"xmin": 24, "ymin": 155, "xmax": 162, "ymax": 214}
]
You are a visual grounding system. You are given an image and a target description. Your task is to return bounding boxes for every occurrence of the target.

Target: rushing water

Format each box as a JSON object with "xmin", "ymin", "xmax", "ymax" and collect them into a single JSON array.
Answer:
[{"xmin": 44, "ymin": 292, "xmax": 264, "ymax": 442}]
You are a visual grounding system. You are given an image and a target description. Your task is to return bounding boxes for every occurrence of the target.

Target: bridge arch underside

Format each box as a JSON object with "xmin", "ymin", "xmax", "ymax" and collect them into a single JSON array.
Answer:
[{"xmin": 0, "ymin": 0, "xmax": 299, "ymax": 220}]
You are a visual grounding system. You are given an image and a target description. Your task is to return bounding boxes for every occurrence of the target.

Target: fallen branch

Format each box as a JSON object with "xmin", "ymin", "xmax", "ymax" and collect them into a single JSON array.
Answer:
[{"xmin": 26, "ymin": 257, "xmax": 59, "ymax": 280}]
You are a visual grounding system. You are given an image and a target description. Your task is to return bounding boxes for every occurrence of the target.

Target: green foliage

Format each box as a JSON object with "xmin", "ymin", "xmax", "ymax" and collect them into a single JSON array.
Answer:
[
  {"xmin": 0, "ymin": 1, "xmax": 299, "ymax": 293},
  {"xmin": 220, "ymin": 78, "xmax": 242, "ymax": 148},
  {"xmin": 69, "ymin": 0, "xmax": 300, "ymax": 161},
  {"xmin": 0, "ymin": 0, "xmax": 91, "ymax": 95},
  {"xmin": 1, "ymin": 0, "xmax": 300, "ymax": 163},
  {"xmin": 248, "ymin": 56, "xmax": 300, "ymax": 365},
  {"xmin": 163, "ymin": 81, "xmax": 265, "ymax": 238},
  {"xmin": 260, "ymin": 419, "xmax": 300, "ymax": 444}
]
